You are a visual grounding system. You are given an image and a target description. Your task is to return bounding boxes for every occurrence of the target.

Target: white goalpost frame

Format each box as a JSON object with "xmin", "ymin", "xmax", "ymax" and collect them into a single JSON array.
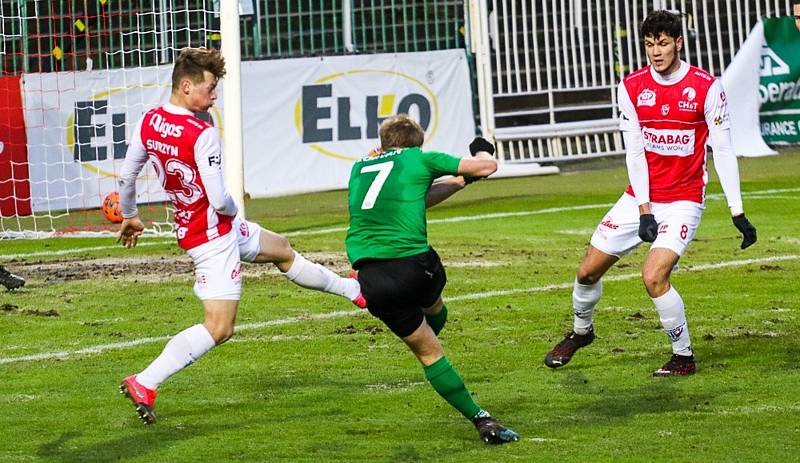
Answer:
[
  {"xmin": 0, "ymin": 2, "xmax": 239, "ymax": 239},
  {"xmin": 220, "ymin": 1, "xmax": 246, "ymax": 219}
]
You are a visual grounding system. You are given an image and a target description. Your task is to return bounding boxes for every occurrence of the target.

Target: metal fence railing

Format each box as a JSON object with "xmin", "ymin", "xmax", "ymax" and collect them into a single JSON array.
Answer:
[
  {"xmin": 4, "ymin": 0, "xmax": 790, "ymax": 166},
  {"xmin": 0, "ymin": 0, "xmax": 466, "ymax": 76},
  {"xmin": 470, "ymin": 0, "xmax": 794, "ymax": 164},
  {"xmin": 0, "ymin": 0, "xmax": 216, "ymax": 74},
  {"xmin": 243, "ymin": 0, "xmax": 465, "ymax": 58}
]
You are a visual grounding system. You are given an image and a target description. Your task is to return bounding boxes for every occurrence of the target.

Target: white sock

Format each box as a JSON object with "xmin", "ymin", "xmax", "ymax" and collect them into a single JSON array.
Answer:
[
  {"xmin": 652, "ymin": 286, "xmax": 693, "ymax": 356},
  {"xmin": 136, "ymin": 324, "xmax": 216, "ymax": 390},
  {"xmin": 283, "ymin": 251, "xmax": 360, "ymax": 300},
  {"xmin": 573, "ymin": 279, "xmax": 602, "ymax": 334}
]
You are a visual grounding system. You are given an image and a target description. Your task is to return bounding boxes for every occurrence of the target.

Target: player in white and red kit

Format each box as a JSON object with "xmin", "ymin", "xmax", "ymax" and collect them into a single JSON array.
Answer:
[
  {"xmin": 543, "ymin": 10, "xmax": 757, "ymax": 376},
  {"xmin": 117, "ymin": 48, "xmax": 365, "ymax": 424}
]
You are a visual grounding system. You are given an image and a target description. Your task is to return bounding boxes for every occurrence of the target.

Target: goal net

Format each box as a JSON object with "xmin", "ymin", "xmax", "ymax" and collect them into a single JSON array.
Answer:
[{"xmin": 0, "ymin": 0, "xmax": 224, "ymax": 239}]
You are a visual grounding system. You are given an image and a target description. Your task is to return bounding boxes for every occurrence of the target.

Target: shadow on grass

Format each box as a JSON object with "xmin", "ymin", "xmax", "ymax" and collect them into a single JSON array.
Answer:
[
  {"xmin": 577, "ymin": 380, "xmax": 715, "ymax": 421},
  {"xmin": 545, "ymin": 333, "xmax": 799, "ymax": 427},
  {"xmin": 38, "ymin": 426, "xmax": 201, "ymax": 462},
  {"xmin": 37, "ymin": 404, "xmax": 256, "ymax": 463}
]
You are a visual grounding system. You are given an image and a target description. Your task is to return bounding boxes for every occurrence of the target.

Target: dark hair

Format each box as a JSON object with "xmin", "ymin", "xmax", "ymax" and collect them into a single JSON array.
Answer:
[
  {"xmin": 171, "ymin": 48, "xmax": 226, "ymax": 91},
  {"xmin": 641, "ymin": 10, "xmax": 682, "ymax": 39},
  {"xmin": 379, "ymin": 114, "xmax": 424, "ymax": 150}
]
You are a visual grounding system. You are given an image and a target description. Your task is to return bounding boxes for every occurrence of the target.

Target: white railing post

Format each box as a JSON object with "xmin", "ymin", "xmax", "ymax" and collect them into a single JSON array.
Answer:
[
  {"xmin": 468, "ymin": 0, "xmax": 497, "ymax": 145},
  {"xmin": 343, "ymin": 0, "xmax": 354, "ymax": 52}
]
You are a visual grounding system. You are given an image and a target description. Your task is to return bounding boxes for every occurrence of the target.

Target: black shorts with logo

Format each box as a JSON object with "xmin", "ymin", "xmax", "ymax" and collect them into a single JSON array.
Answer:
[{"xmin": 354, "ymin": 247, "xmax": 447, "ymax": 338}]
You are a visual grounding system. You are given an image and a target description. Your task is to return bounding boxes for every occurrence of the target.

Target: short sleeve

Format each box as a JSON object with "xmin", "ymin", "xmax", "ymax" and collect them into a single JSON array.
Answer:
[{"xmin": 420, "ymin": 150, "xmax": 461, "ymax": 177}]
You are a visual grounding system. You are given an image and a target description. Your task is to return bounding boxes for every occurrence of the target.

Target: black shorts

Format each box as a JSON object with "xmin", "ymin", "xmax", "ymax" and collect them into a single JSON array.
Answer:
[{"xmin": 354, "ymin": 248, "xmax": 447, "ymax": 338}]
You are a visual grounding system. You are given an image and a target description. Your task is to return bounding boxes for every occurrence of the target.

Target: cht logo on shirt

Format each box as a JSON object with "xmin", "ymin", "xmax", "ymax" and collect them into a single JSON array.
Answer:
[
  {"xmin": 149, "ymin": 113, "xmax": 185, "ymax": 138},
  {"xmin": 679, "ymin": 87, "xmax": 699, "ymax": 112}
]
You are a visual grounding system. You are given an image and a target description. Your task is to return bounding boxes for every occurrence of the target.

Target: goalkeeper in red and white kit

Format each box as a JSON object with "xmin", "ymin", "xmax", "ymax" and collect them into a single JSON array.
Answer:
[
  {"xmin": 116, "ymin": 48, "xmax": 365, "ymax": 423},
  {"xmin": 544, "ymin": 10, "xmax": 757, "ymax": 376}
]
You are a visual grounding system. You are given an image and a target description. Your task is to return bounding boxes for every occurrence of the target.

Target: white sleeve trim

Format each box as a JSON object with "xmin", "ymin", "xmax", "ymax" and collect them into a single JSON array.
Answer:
[
  {"xmin": 617, "ymin": 82, "xmax": 640, "ymax": 132},
  {"xmin": 623, "ymin": 130, "xmax": 650, "ymax": 205},
  {"xmin": 704, "ymin": 80, "xmax": 731, "ymax": 131},
  {"xmin": 618, "ymin": 83, "xmax": 650, "ymax": 205},
  {"xmin": 118, "ymin": 116, "xmax": 148, "ymax": 218},
  {"xmin": 706, "ymin": 79, "xmax": 743, "ymax": 216},
  {"xmin": 708, "ymin": 126, "xmax": 744, "ymax": 216},
  {"xmin": 195, "ymin": 128, "xmax": 238, "ymax": 217}
]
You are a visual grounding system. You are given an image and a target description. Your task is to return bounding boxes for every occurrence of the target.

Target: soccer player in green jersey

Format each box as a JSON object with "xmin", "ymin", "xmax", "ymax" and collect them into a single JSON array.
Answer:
[{"xmin": 346, "ymin": 114, "xmax": 520, "ymax": 445}]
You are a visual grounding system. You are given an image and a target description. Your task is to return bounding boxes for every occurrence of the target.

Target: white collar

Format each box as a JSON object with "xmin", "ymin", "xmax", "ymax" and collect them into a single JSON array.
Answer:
[
  {"xmin": 163, "ymin": 102, "xmax": 195, "ymax": 116},
  {"xmin": 649, "ymin": 60, "xmax": 689, "ymax": 86}
]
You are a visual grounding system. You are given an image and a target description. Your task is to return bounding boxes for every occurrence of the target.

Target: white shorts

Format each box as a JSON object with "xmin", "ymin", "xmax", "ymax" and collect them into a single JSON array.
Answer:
[
  {"xmin": 188, "ymin": 229, "xmax": 242, "ymax": 300},
  {"xmin": 186, "ymin": 218, "xmax": 264, "ymax": 300},
  {"xmin": 233, "ymin": 218, "xmax": 263, "ymax": 263},
  {"xmin": 590, "ymin": 194, "xmax": 704, "ymax": 257}
]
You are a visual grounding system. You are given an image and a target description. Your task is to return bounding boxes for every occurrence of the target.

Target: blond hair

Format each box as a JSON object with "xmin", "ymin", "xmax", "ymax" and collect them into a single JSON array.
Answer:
[
  {"xmin": 171, "ymin": 48, "xmax": 226, "ymax": 91},
  {"xmin": 379, "ymin": 114, "xmax": 424, "ymax": 150}
]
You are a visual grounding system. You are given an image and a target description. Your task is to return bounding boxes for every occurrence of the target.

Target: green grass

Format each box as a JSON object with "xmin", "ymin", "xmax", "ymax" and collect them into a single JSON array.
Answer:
[{"xmin": 1, "ymin": 150, "xmax": 799, "ymax": 462}]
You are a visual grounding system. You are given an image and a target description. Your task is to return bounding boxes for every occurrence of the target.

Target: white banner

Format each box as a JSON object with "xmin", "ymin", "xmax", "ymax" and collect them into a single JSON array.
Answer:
[
  {"xmin": 21, "ymin": 66, "xmax": 211, "ymax": 212},
  {"xmin": 239, "ymin": 49, "xmax": 475, "ymax": 197},
  {"xmin": 720, "ymin": 21, "xmax": 777, "ymax": 157},
  {"xmin": 22, "ymin": 49, "xmax": 473, "ymax": 212}
]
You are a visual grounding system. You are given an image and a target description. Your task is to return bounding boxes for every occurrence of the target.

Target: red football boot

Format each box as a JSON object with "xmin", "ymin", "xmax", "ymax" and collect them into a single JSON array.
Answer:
[{"xmin": 120, "ymin": 375, "xmax": 157, "ymax": 424}]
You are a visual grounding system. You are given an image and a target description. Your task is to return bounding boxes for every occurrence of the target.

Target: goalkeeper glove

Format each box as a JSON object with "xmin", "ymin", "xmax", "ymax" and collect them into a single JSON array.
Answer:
[
  {"xmin": 638, "ymin": 214, "xmax": 658, "ymax": 243},
  {"xmin": 732, "ymin": 214, "xmax": 757, "ymax": 249},
  {"xmin": 469, "ymin": 137, "xmax": 495, "ymax": 156}
]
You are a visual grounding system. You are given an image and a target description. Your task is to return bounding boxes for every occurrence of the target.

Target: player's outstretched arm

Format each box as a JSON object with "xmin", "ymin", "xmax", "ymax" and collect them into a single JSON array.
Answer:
[
  {"xmin": 425, "ymin": 137, "xmax": 498, "ymax": 208},
  {"xmin": 459, "ymin": 137, "xmax": 498, "ymax": 182},
  {"xmin": 426, "ymin": 176, "xmax": 467, "ymax": 208}
]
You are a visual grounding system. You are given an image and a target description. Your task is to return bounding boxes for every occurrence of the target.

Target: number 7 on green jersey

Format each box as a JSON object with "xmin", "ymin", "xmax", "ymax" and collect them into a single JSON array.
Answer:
[{"xmin": 359, "ymin": 161, "xmax": 394, "ymax": 209}]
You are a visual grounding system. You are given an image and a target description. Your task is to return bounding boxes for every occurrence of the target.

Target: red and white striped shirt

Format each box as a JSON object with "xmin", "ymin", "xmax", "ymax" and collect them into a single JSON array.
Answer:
[
  {"xmin": 618, "ymin": 61, "xmax": 743, "ymax": 214},
  {"xmin": 119, "ymin": 103, "xmax": 237, "ymax": 250}
]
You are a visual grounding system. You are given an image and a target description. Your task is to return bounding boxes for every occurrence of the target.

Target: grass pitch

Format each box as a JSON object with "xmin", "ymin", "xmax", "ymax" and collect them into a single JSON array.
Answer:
[{"xmin": 1, "ymin": 151, "xmax": 799, "ymax": 462}]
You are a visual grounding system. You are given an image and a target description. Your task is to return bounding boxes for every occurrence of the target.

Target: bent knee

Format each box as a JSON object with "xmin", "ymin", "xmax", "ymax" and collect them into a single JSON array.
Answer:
[
  {"xmin": 256, "ymin": 232, "xmax": 294, "ymax": 265},
  {"xmin": 275, "ymin": 237, "xmax": 294, "ymax": 260},
  {"xmin": 641, "ymin": 271, "xmax": 669, "ymax": 297},
  {"xmin": 206, "ymin": 324, "xmax": 235, "ymax": 345},
  {"xmin": 576, "ymin": 268, "xmax": 602, "ymax": 285}
]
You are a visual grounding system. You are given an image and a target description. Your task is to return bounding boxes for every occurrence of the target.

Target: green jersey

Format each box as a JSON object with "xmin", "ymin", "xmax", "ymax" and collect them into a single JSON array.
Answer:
[{"xmin": 346, "ymin": 147, "xmax": 461, "ymax": 265}]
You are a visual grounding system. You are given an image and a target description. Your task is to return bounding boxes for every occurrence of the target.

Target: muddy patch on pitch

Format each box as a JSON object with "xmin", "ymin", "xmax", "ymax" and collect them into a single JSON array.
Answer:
[
  {"xmin": 12, "ymin": 251, "xmax": 353, "ymax": 283},
  {"xmin": 15, "ymin": 256, "xmax": 195, "ymax": 283}
]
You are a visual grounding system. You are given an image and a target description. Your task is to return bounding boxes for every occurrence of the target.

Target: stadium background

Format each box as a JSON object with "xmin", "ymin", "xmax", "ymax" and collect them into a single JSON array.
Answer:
[
  {"xmin": 1, "ymin": 2, "xmax": 799, "ymax": 461},
  {"xmin": 0, "ymin": 0, "xmax": 794, "ymax": 237}
]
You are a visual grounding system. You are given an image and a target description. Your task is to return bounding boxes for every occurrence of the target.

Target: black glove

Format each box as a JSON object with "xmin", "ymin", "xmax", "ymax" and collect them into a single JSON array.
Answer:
[
  {"xmin": 638, "ymin": 214, "xmax": 658, "ymax": 243},
  {"xmin": 469, "ymin": 136, "xmax": 495, "ymax": 156},
  {"xmin": 732, "ymin": 214, "xmax": 757, "ymax": 249}
]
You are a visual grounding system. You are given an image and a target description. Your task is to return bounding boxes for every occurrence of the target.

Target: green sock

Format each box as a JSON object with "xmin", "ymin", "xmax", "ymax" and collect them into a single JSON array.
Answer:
[
  {"xmin": 423, "ymin": 356, "xmax": 481, "ymax": 420},
  {"xmin": 425, "ymin": 305, "xmax": 448, "ymax": 335}
]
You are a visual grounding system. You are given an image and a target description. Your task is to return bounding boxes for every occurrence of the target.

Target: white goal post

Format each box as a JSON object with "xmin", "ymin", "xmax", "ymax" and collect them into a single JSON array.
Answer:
[{"xmin": 220, "ymin": 0, "xmax": 245, "ymax": 219}]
